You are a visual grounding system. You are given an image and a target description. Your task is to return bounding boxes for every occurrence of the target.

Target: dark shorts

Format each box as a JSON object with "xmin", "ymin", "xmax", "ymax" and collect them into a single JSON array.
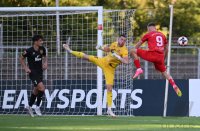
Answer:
[
  {"xmin": 29, "ymin": 71, "xmax": 43, "ymax": 87},
  {"xmin": 137, "ymin": 49, "xmax": 166, "ymax": 72}
]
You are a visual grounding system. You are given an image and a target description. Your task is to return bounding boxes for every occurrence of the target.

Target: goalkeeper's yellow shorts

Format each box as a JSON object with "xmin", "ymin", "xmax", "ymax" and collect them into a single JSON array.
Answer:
[{"xmin": 88, "ymin": 55, "xmax": 115, "ymax": 85}]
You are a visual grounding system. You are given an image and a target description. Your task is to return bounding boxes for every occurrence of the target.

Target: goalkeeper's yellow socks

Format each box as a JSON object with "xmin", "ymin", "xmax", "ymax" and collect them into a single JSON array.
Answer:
[
  {"xmin": 71, "ymin": 51, "xmax": 84, "ymax": 58},
  {"xmin": 107, "ymin": 91, "xmax": 116, "ymax": 117},
  {"xmin": 107, "ymin": 91, "xmax": 112, "ymax": 108}
]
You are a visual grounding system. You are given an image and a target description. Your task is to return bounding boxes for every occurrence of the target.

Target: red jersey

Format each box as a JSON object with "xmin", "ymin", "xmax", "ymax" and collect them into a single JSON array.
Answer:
[{"xmin": 141, "ymin": 31, "xmax": 168, "ymax": 53}]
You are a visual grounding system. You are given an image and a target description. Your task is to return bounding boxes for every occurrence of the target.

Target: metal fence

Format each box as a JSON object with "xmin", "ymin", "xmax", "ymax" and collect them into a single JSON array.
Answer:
[{"xmin": 0, "ymin": 45, "xmax": 199, "ymax": 80}]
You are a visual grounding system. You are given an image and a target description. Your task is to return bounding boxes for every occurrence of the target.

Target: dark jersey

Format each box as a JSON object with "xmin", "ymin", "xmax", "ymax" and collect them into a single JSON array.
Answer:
[{"xmin": 22, "ymin": 46, "xmax": 46, "ymax": 72}]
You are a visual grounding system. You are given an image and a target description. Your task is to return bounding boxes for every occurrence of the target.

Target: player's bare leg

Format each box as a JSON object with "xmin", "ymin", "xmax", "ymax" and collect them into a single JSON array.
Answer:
[
  {"xmin": 130, "ymin": 49, "xmax": 143, "ymax": 79},
  {"xmin": 106, "ymin": 85, "xmax": 116, "ymax": 117},
  {"xmin": 63, "ymin": 44, "xmax": 89, "ymax": 60},
  {"xmin": 162, "ymin": 71, "xmax": 182, "ymax": 97}
]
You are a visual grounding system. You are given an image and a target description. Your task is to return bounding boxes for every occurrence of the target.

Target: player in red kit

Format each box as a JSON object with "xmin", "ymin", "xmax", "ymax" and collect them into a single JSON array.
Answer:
[{"xmin": 130, "ymin": 22, "xmax": 182, "ymax": 97}]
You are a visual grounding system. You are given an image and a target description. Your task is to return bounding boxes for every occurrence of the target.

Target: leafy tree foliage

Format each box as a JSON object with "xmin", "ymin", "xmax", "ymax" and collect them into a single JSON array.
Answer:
[{"xmin": 0, "ymin": 0, "xmax": 199, "ymax": 44}]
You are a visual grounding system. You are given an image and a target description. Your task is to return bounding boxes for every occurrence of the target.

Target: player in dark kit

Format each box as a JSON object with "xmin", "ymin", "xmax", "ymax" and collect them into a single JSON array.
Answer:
[
  {"xmin": 130, "ymin": 22, "xmax": 182, "ymax": 97},
  {"xmin": 19, "ymin": 35, "xmax": 47, "ymax": 117}
]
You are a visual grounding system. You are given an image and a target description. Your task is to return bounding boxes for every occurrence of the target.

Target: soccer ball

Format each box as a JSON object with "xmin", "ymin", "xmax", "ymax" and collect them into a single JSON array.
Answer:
[{"xmin": 177, "ymin": 36, "xmax": 188, "ymax": 46}]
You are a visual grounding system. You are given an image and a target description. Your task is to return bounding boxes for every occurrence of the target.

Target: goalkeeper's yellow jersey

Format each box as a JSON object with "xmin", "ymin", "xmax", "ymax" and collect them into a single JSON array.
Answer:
[{"xmin": 103, "ymin": 42, "xmax": 128, "ymax": 68}]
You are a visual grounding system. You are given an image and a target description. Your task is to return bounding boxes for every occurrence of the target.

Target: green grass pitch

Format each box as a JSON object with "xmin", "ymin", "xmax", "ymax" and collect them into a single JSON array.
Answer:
[{"xmin": 0, "ymin": 115, "xmax": 200, "ymax": 131}]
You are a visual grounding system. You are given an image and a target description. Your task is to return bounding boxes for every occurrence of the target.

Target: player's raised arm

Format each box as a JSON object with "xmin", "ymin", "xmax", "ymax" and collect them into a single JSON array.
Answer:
[
  {"xmin": 122, "ymin": 56, "xmax": 129, "ymax": 64},
  {"xmin": 111, "ymin": 50, "xmax": 128, "ymax": 64},
  {"xmin": 119, "ymin": 56, "xmax": 128, "ymax": 64},
  {"xmin": 134, "ymin": 40, "xmax": 143, "ymax": 49},
  {"xmin": 111, "ymin": 34, "xmax": 129, "ymax": 64},
  {"xmin": 96, "ymin": 44, "xmax": 110, "ymax": 52}
]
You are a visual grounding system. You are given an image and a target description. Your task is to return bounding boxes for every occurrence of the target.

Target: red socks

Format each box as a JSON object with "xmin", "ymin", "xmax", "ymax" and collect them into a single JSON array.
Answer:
[
  {"xmin": 169, "ymin": 78, "xmax": 176, "ymax": 87},
  {"xmin": 134, "ymin": 59, "xmax": 141, "ymax": 68}
]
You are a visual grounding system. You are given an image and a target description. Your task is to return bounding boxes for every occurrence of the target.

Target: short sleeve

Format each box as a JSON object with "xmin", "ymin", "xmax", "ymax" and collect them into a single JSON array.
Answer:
[
  {"xmin": 22, "ymin": 49, "xmax": 30, "ymax": 58},
  {"xmin": 141, "ymin": 33, "xmax": 149, "ymax": 43}
]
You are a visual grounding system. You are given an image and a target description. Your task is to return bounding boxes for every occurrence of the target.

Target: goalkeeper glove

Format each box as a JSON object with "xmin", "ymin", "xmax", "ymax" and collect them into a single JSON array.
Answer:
[
  {"xmin": 96, "ymin": 44, "xmax": 108, "ymax": 50},
  {"xmin": 111, "ymin": 50, "xmax": 122, "ymax": 61}
]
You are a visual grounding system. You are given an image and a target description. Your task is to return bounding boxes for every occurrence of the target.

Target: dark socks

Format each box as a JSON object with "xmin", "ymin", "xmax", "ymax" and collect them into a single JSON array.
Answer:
[
  {"xmin": 36, "ymin": 91, "xmax": 44, "ymax": 106},
  {"xmin": 29, "ymin": 94, "xmax": 37, "ymax": 107},
  {"xmin": 134, "ymin": 59, "xmax": 141, "ymax": 68}
]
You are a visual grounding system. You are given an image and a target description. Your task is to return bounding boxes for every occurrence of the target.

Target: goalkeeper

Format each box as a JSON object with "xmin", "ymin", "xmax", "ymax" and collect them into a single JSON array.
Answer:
[{"xmin": 63, "ymin": 34, "xmax": 128, "ymax": 117}]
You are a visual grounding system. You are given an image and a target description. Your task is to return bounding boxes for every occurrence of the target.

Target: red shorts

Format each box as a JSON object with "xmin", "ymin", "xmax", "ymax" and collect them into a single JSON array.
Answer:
[{"xmin": 137, "ymin": 49, "xmax": 166, "ymax": 72}]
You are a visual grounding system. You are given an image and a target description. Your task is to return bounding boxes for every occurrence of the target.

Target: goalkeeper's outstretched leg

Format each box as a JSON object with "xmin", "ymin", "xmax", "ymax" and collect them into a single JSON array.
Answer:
[
  {"xmin": 63, "ymin": 44, "xmax": 116, "ymax": 117},
  {"xmin": 63, "ymin": 44, "xmax": 89, "ymax": 60},
  {"xmin": 63, "ymin": 44, "xmax": 116, "ymax": 116},
  {"xmin": 63, "ymin": 35, "xmax": 129, "ymax": 117}
]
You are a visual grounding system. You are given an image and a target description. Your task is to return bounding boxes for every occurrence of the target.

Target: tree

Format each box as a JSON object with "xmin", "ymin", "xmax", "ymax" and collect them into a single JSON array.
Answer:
[
  {"xmin": 0, "ymin": 0, "xmax": 200, "ymax": 44},
  {"xmin": 0, "ymin": 0, "xmax": 46, "ymax": 7}
]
